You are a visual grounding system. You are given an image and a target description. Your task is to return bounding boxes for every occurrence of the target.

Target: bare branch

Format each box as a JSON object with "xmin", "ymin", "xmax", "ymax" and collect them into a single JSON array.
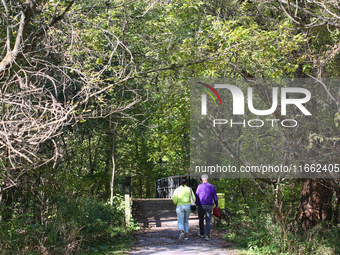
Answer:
[
  {"xmin": 28, "ymin": 0, "xmax": 76, "ymax": 51},
  {"xmin": 278, "ymin": 0, "xmax": 340, "ymax": 29},
  {"xmin": 305, "ymin": 73, "xmax": 340, "ymax": 107},
  {"xmin": 0, "ymin": 0, "xmax": 40, "ymax": 73}
]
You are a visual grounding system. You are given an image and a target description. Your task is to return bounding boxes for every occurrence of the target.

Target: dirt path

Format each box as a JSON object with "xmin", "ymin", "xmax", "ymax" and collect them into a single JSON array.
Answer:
[{"xmin": 130, "ymin": 199, "xmax": 238, "ymax": 255}]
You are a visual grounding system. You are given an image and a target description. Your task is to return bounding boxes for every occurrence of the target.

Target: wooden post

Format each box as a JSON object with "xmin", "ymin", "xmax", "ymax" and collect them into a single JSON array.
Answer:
[{"xmin": 125, "ymin": 194, "xmax": 131, "ymax": 226}]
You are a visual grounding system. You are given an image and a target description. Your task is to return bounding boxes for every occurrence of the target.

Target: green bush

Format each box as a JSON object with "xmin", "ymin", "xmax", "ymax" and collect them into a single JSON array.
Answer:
[
  {"xmin": 223, "ymin": 208, "xmax": 340, "ymax": 255},
  {"xmin": 0, "ymin": 195, "xmax": 136, "ymax": 254}
]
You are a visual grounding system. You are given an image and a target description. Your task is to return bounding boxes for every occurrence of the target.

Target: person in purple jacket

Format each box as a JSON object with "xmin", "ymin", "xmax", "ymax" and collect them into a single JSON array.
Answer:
[{"xmin": 195, "ymin": 174, "xmax": 218, "ymax": 241}]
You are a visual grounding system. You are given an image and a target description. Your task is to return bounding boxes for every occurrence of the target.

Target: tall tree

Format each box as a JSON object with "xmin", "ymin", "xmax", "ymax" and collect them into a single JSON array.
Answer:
[{"xmin": 0, "ymin": 0, "xmax": 140, "ymax": 202}]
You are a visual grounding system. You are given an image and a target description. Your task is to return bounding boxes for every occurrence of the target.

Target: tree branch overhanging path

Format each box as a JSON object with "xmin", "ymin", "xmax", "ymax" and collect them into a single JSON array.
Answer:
[
  {"xmin": 0, "ymin": 0, "xmax": 140, "ymax": 193},
  {"xmin": 0, "ymin": 0, "xmax": 228, "ymax": 200}
]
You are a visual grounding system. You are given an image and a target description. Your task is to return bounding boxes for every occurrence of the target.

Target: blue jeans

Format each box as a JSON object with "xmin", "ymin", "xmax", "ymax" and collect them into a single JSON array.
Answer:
[
  {"xmin": 176, "ymin": 204, "xmax": 191, "ymax": 233},
  {"xmin": 198, "ymin": 204, "xmax": 212, "ymax": 237}
]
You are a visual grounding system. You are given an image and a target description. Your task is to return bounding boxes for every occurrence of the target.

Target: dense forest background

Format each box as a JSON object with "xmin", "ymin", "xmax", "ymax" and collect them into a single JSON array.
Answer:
[{"xmin": 1, "ymin": 0, "xmax": 340, "ymax": 254}]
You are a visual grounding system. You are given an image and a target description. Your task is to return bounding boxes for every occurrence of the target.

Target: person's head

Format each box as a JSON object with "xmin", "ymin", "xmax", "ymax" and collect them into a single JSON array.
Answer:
[
  {"xmin": 180, "ymin": 177, "xmax": 188, "ymax": 186},
  {"xmin": 201, "ymin": 174, "xmax": 209, "ymax": 183}
]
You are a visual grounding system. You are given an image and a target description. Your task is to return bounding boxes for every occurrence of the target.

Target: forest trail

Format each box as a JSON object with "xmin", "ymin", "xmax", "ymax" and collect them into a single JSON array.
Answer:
[{"xmin": 129, "ymin": 199, "xmax": 238, "ymax": 255}]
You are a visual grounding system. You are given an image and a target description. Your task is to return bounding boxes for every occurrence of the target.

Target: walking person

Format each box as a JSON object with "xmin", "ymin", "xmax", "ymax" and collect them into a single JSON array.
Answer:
[
  {"xmin": 172, "ymin": 176, "xmax": 196, "ymax": 242},
  {"xmin": 195, "ymin": 174, "xmax": 218, "ymax": 241}
]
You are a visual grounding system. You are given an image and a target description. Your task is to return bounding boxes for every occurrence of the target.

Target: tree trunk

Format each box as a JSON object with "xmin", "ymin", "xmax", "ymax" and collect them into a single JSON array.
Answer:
[
  {"xmin": 102, "ymin": 134, "xmax": 112, "ymax": 198},
  {"xmin": 300, "ymin": 178, "xmax": 333, "ymax": 231},
  {"xmin": 334, "ymin": 196, "xmax": 339, "ymax": 226},
  {"xmin": 110, "ymin": 132, "xmax": 115, "ymax": 206},
  {"xmin": 0, "ymin": 188, "xmax": 2, "ymax": 221},
  {"xmin": 146, "ymin": 180, "xmax": 151, "ymax": 198},
  {"xmin": 88, "ymin": 135, "xmax": 94, "ymax": 195},
  {"xmin": 139, "ymin": 175, "xmax": 143, "ymax": 198}
]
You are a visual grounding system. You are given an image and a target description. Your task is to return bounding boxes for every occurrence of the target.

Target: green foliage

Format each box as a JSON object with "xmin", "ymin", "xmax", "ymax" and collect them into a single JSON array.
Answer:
[
  {"xmin": 224, "ymin": 209, "xmax": 339, "ymax": 255},
  {"xmin": 2, "ymin": 0, "xmax": 340, "ymax": 254},
  {"xmin": 218, "ymin": 181, "xmax": 339, "ymax": 255},
  {"xmin": 0, "ymin": 196, "xmax": 136, "ymax": 254}
]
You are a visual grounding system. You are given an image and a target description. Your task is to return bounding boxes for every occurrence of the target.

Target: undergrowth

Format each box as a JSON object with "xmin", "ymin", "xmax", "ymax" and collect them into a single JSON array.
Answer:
[
  {"xmin": 0, "ymin": 195, "xmax": 138, "ymax": 254},
  {"xmin": 219, "ymin": 202, "xmax": 340, "ymax": 255}
]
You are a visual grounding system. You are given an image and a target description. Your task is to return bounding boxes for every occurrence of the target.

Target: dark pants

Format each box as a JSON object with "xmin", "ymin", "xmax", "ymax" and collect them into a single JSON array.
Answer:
[{"xmin": 198, "ymin": 204, "xmax": 212, "ymax": 237}]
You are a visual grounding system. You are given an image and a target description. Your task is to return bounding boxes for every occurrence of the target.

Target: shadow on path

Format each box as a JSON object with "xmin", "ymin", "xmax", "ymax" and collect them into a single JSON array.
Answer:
[{"xmin": 130, "ymin": 199, "xmax": 238, "ymax": 255}]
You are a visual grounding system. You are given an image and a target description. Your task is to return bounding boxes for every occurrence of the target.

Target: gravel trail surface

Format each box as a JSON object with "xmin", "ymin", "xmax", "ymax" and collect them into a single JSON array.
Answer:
[{"xmin": 130, "ymin": 199, "xmax": 238, "ymax": 255}]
